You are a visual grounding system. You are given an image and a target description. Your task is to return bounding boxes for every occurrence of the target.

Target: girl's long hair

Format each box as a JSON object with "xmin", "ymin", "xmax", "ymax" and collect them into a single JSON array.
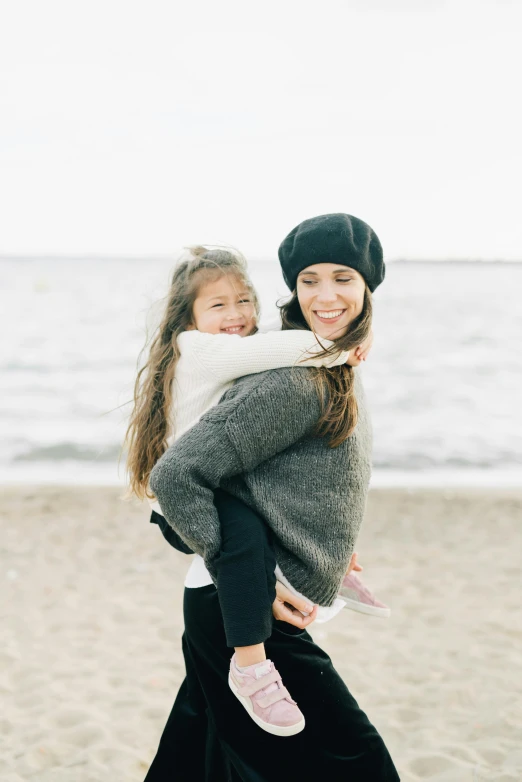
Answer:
[
  {"xmin": 123, "ymin": 246, "xmax": 260, "ymax": 500},
  {"xmin": 279, "ymin": 285, "xmax": 372, "ymax": 448}
]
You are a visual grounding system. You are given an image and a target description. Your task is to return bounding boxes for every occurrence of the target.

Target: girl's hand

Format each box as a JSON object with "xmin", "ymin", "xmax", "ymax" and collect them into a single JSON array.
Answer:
[
  {"xmin": 346, "ymin": 551, "xmax": 363, "ymax": 576},
  {"xmin": 272, "ymin": 581, "xmax": 318, "ymax": 629},
  {"xmin": 346, "ymin": 351, "xmax": 362, "ymax": 367},
  {"xmin": 354, "ymin": 330, "xmax": 374, "ymax": 363}
]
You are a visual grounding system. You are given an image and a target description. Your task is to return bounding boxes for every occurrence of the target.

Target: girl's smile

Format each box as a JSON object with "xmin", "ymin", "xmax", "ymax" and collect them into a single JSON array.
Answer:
[
  {"xmin": 189, "ymin": 275, "xmax": 257, "ymax": 337},
  {"xmin": 221, "ymin": 324, "xmax": 247, "ymax": 335}
]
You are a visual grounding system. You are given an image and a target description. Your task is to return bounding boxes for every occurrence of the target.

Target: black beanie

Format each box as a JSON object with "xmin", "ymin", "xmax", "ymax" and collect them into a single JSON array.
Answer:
[{"xmin": 278, "ymin": 213, "xmax": 385, "ymax": 293}]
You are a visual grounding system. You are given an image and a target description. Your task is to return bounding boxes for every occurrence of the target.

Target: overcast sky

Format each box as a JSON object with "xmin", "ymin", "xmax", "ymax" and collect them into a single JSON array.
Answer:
[{"xmin": 1, "ymin": 0, "xmax": 521, "ymax": 260}]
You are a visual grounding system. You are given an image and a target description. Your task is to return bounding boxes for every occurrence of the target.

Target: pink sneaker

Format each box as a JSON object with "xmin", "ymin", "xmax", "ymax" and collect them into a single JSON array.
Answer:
[
  {"xmin": 338, "ymin": 573, "xmax": 391, "ymax": 618},
  {"xmin": 228, "ymin": 655, "xmax": 305, "ymax": 737}
]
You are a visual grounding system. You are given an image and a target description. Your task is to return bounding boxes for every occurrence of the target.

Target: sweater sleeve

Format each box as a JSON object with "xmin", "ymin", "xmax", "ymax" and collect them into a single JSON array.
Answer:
[
  {"xmin": 149, "ymin": 369, "xmax": 321, "ymax": 563},
  {"xmin": 177, "ymin": 329, "xmax": 349, "ymax": 384}
]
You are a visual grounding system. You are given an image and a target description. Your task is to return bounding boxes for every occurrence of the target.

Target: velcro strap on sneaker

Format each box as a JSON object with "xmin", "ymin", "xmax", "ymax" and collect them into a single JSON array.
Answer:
[
  {"xmin": 257, "ymin": 687, "xmax": 290, "ymax": 709},
  {"xmin": 237, "ymin": 670, "xmax": 281, "ymax": 697}
]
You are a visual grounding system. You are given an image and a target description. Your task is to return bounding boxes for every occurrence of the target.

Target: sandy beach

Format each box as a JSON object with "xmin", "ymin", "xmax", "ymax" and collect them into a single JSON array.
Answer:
[{"xmin": 2, "ymin": 485, "xmax": 521, "ymax": 781}]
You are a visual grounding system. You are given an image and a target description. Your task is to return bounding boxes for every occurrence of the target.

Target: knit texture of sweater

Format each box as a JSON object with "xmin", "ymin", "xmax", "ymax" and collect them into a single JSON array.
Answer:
[
  {"xmin": 150, "ymin": 366, "xmax": 372, "ymax": 608},
  {"xmin": 148, "ymin": 327, "xmax": 349, "ymax": 515}
]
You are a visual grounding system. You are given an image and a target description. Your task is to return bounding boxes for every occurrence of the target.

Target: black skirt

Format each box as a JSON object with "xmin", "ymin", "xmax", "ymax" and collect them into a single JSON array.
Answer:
[{"xmin": 144, "ymin": 584, "xmax": 399, "ymax": 782}]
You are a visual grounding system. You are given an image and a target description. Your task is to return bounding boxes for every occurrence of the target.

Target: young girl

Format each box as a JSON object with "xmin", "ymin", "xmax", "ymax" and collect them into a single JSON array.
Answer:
[{"xmin": 125, "ymin": 245, "xmax": 387, "ymax": 737}]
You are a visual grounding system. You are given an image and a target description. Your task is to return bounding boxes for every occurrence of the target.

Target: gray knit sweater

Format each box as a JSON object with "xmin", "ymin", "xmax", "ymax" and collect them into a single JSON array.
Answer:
[{"xmin": 150, "ymin": 366, "xmax": 372, "ymax": 607}]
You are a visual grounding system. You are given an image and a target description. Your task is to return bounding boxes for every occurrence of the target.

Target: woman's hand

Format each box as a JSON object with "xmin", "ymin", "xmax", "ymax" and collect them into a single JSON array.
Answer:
[
  {"xmin": 272, "ymin": 582, "xmax": 318, "ymax": 629},
  {"xmin": 347, "ymin": 331, "xmax": 374, "ymax": 366},
  {"xmin": 346, "ymin": 551, "xmax": 363, "ymax": 575}
]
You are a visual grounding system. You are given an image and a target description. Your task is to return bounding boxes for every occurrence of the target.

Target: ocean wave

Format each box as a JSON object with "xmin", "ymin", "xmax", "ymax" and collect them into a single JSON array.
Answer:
[
  {"xmin": 14, "ymin": 443, "xmax": 122, "ymax": 463},
  {"xmin": 2, "ymin": 259, "xmax": 521, "ymax": 474},
  {"xmin": 9, "ymin": 442, "xmax": 522, "ymax": 471}
]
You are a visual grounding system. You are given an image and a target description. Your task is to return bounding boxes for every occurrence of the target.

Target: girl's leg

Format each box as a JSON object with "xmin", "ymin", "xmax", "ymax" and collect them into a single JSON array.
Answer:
[
  {"xmin": 213, "ymin": 489, "xmax": 276, "ymax": 660},
  {"xmin": 182, "ymin": 585, "xmax": 400, "ymax": 782}
]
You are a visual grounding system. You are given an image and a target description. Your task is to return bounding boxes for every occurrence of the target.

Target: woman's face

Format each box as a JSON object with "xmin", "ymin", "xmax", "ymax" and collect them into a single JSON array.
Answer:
[{"xmin": 296, "ymin": 263, "xmax": 366, "ymax": 339}]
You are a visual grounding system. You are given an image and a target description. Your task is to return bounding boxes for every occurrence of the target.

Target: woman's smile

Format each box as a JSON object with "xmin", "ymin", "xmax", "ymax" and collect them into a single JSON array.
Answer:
[
  {"xmin": 297, "ymin": 263, "xmax": 366, "ymax": 339},
  {"xmin": 313, "ymin": 309, "xmax": 347, "ymax": 323}
]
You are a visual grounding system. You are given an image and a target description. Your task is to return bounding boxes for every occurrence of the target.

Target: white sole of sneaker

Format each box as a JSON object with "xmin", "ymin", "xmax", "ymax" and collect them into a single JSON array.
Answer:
[
  {"xmin": 228, "ymin": 673, "xmax": 306, "ymax": 737},
  {"xmin": 339, "ymin": 596, "xmax": 391, "ymax": 618}
]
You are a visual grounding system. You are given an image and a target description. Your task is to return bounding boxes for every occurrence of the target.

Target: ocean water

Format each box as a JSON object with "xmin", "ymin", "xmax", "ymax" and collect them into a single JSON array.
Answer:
[{"xmin": 1, "ymin": 258, "xmax": 521, "ymax": 486}]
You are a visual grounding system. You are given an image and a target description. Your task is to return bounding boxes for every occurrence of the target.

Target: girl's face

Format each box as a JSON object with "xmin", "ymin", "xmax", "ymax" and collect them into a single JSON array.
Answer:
[
  {"xmin": 296, "ymin": 263, "xmax": 366, "ymax": 339},
  {"xmin": 189, "ymin": 274, "xmax": 257, "ymax": 336}
]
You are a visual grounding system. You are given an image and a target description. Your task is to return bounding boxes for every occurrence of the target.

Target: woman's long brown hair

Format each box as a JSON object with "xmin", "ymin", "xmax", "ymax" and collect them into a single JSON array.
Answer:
[
  {"xmin": 123, "ymin": 246, "xmax": 260, "ymax": 500},
  {"xmin": 279, "ymin": 285, "xmax": 373, "ymax": 448}
]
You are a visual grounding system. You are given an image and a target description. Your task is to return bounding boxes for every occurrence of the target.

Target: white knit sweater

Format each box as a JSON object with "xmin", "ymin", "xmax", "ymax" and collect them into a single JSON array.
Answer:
[{"xmin": 149, "ymin": 325, "xmax": 349, "ymax": 622}]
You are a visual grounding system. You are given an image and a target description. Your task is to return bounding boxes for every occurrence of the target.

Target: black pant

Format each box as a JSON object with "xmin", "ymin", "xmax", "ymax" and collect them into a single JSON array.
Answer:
[
  {"xmin": 145, "ymin": 585, "xmax": 399, "ymax": 782},
  {"xmin": 151, "ymin": 490, "xmax": 277, "ymax": 648}
]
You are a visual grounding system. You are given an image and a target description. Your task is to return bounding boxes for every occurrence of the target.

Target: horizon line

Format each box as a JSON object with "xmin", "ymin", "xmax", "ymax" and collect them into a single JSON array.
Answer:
[{"xmin": 1, "ymin": 254, "xmax": 522, "ymax": 264}]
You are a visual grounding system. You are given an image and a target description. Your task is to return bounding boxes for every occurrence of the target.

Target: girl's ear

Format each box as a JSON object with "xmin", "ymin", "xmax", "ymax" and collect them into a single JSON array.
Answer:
[{"xmin": 185, "ymin": 322, "xmax": 196, "ymax": 331}]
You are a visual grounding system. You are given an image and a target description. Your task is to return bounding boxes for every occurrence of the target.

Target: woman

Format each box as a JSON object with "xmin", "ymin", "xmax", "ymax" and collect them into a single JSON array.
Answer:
[{"xmin": 145, "ymin": 213, "xmax": 399, "ymax": 780}]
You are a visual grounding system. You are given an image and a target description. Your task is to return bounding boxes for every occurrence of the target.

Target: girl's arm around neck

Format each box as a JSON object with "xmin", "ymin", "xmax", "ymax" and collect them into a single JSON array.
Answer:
[{"xmin": 177, "ymin": 329, "xmax": 349, "ymax": 384}]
